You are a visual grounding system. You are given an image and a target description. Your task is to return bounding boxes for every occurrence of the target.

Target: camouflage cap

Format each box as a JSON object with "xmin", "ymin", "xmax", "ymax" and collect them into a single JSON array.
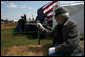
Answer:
[{"xmin": 54, "ymin": 7, "xmax": 68, "ymax": 16}]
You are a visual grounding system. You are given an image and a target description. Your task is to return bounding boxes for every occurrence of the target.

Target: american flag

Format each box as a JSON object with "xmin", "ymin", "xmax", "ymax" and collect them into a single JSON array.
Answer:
[
  {"xmin": 43, "ymin": 1, "xmax": 58, "ymax": 19},
  {"xmin": 36, "ymin": 1, "xmax": 58, "ymax": 23}
]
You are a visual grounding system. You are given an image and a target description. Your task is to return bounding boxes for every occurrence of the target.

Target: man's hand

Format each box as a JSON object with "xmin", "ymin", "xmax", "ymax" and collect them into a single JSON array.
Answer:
[
  {"xmin": 37, "ymin": 23, "xmax": 45, "ymax": 31},
  {"xmin": 49, "ymin": 47, "xmax": 56, "ymax": 55}
]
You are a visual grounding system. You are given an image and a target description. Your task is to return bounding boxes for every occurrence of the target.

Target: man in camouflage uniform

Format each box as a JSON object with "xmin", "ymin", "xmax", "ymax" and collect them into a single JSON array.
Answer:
[
  {"xmin": 17, "ymin": 15, "xmax": 26, "ymax": 32},
  {"xmin": 37, "ymin": 7, "xmax": 82, "ymax": 56}
]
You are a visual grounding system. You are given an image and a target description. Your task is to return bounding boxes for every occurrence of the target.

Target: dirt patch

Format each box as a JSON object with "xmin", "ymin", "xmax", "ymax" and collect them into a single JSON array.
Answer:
[
  {"xmin": 1, "ymin": 44, "xmax": 51, "ymax": 56},
  {"xmin": 1, "ymin": 41, "xmax": 84, "ymax": 56}
]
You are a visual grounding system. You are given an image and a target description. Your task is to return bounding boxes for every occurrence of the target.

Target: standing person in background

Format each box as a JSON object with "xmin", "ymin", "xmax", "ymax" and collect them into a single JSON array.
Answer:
[
  {"xmin": 24, "ymin": 14, "xmax": 27, "ymax": 24},
  {"xmin": 17, "ymin": 19, "xmax": 22, "ymax": 32},
  {"xmin": 21, "ymin": 14, "xmax": 27, "ymax": 32},
  {"xmin": 17, "ymin": 15, "xmax": 25, "ymax": 32},
  {"xmin": 37, "ymin": 7, "xmax": 82, "ymax": 56}
]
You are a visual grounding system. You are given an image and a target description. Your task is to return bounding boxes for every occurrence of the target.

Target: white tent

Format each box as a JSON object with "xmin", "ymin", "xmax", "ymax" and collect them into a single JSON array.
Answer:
[{"xmin": 53, "ymin": 3, "xmax": 84, "ymax": 34}]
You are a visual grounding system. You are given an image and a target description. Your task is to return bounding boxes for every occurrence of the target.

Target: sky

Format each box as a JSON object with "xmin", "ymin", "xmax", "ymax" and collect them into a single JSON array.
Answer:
[{"xmin": 1, "ymin": 1, "xmax": 84, "ymax": 21}]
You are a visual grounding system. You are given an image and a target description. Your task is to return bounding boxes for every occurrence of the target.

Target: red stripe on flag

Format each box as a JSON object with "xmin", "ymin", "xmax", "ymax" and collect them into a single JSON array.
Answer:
[
  {"xmin": 43, "ymin": 1, "xmax": 57, "ymax": 11},
  {"xmin": 45, "ymin": 5, "xmax": 58, "ymax": 14},
  {"xmin": 47, "ymin": 15, "xmax": 53, "ymax": 18},
  {"xmin": 45, "ymin": 8, "xmax": 53, "ymax": 14}
]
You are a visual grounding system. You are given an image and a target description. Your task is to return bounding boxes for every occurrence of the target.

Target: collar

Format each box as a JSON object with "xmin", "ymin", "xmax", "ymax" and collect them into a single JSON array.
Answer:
[{"xmin": 64, "ymin": 19, "xmax": 70, "ymax": 26}]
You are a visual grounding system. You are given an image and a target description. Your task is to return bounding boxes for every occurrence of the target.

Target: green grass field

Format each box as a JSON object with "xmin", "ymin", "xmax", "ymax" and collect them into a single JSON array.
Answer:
[
  {"xmin": 1, "ymin": 24, "xmax": 84, "ymax": 48},
  {"xmin": 1, "ymin": 24, "xmax": 84, "ymax": 56},
  {"xmin": 1, "ymin": 24, "xmax": 52, "ymax": 48}
]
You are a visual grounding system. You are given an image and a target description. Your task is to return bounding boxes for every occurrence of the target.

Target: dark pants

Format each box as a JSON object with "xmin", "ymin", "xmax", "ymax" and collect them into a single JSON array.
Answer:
[{"xmin": 49, "ymin": 43, "xmax": 82, "ymax": 56}]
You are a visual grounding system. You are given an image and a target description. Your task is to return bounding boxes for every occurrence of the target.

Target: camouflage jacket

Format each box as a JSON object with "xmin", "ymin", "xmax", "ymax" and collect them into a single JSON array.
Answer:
[{"xmin": 43, "ymin": 19, "xmax": 82, "ymax": 56}]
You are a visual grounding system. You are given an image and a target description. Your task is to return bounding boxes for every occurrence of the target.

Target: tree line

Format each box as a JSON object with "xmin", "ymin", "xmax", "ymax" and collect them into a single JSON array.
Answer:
[{"xmin": 1, "ymin": 19, "xmax": 17, "ymax": 24}]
